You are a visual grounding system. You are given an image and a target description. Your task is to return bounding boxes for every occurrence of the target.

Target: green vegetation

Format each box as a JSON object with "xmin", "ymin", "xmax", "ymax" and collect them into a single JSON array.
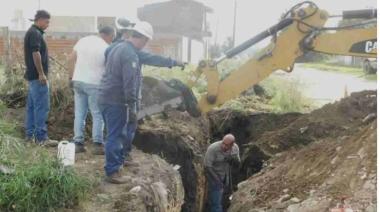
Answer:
[
  {"xmin": 302, "ymin": 63, "xmax": 377, "ymax": 81},
  {"xmin": 261, "ymin": 76, "xmax": 315, "ymax": 113},
  {"xmin": 0, "ymin": 102, "xmax": 90, "ymax": 212}
]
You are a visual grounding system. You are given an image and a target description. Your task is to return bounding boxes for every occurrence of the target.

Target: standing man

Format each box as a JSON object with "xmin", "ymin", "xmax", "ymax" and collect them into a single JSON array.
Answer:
[
  {"xmin": 98, "ymin": 21, "xmax": 183, "ymax": 183},
  {"xmin": 68, "ymin": 26, "xmax": 115, "ymax": 154},
  {"xmin": 105, "ymin": 20, "xmax": 185, "ymax": 167},
  {"xmin": 204, "ymin": 134, "xmax": 240, "ymax": 212},
  {"xmin": 24, "ymin": 10, "xmax": 56, "ymax": 146}
]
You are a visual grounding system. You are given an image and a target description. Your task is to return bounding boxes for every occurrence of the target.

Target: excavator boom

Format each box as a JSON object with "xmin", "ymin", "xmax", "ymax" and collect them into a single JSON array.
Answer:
[{"xmin": 139, "ymin": 2, "xmax": 377, "ymax": 118}]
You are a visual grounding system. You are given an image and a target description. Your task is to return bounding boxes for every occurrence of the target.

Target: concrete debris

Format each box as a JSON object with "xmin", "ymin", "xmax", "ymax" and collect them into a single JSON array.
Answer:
[
  {"xmin": 130, "ymin": 186, "xmax": 142, "ymax": 193},
  {"xmin": 299, "ymin": 126, "xmax": 308, "ymax": 134},
  {"xmin": 290, "ymin": 197, "xmax": 301, "ymax": 203},
  {"xmin": 362, "ymin": 113, "xmax": 376, "ymax": 124},
  {"xmin": 278, "ymin": 194, "xmax": 291, "ymax": 203}
]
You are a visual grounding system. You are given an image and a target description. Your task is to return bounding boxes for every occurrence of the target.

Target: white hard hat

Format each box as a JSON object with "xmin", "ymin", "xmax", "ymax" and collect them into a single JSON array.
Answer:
[
  {"xmin": 115, "ymin": 17, "xmax": 136, "ymax": 30},
  {"xmin": 132, "ymin": 21, "xmax": 154, "ymax": 40}
]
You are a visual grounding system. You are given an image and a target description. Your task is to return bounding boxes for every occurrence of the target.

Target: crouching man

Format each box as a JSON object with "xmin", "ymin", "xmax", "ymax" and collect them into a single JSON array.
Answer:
[{"xmin": 204, "ymin": 134, "xmax": 240, "ymax": 212}]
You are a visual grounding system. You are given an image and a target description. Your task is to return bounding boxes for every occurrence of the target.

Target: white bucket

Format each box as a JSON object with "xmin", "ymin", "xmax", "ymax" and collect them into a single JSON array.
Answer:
[{"xmin": 57, "ymin": 141, "xmax": 76, "ymax": 166}]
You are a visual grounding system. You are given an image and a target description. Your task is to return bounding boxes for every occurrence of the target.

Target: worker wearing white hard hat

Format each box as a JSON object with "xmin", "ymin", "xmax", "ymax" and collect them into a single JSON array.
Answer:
[{"xmin": 99, "ymin": 20, "xmax": 186, "ymax": 183}]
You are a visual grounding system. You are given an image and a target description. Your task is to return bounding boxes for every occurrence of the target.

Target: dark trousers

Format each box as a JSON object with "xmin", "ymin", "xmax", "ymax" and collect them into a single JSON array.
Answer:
[
  {"xmin": 100, "ymin": 104, "xmax": 127, "ymax": 176},
  {"xmin": 207, "ymin": 175, "xmax": 224, "ymax": 212}
]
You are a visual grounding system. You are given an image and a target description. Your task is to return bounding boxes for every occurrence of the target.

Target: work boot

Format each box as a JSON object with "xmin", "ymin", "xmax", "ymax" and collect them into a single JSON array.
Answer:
[
  {"xmin": 123, "ymin": 154, "xmax": 139, "ymax": 167},
  {"xmin": 38, "ymin": 138, "xmax": 58, "ymax": 147},
  {"xmin": 105, "ymin": 170, "xmax": 129, "ymax": 184},
  {"xmin": 75, "ymin": 143, "xmax": 86, "ymax": 153},
  {"xmin": 92, "ymin": 142, "xmax": 104, "ymax": 155}
]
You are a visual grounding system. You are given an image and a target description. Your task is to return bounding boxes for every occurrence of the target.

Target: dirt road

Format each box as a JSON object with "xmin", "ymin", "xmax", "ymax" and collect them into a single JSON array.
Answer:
[{"xmin": 272, "ymin": 64, "xmax": 377, "ymax": 106}]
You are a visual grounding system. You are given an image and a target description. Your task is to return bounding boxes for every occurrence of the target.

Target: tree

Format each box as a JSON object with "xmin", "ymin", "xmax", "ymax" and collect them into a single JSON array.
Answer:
[{"xmin": 208, "ymin": 37, "xmax": 234, "ymax": 59}]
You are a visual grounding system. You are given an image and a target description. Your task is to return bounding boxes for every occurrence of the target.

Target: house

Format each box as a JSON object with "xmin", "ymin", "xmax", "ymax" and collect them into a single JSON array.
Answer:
[{"xmin": 138, "ymin": 0, "xmax": 212, "ymax": 63}]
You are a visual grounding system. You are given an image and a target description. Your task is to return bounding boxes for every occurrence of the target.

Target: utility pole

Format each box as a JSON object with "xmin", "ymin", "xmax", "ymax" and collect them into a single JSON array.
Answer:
[
  {"xmin": 232, "ymin": 0, "xmax": 237, "ymax": 47},
  {"xmin": 38, "ymin": 0, "xmax": 41, "ymax": 9}
]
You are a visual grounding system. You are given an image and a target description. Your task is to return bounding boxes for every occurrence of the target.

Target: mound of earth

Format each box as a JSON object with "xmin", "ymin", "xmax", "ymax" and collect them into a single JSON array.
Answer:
[
  {"xmin": 61, "ymin": 148, "xmax": 184, "ymax": 212},
  {"xmin": 228, "ymin": 90, "xmax": 377, "ymax": 211},
  {"xmin": 252, "ymin": 90, "xmax": 376, "ymax": 156},
  {"xmin": 134, "ymin": 110, "xmax": 210, "ymax": 212}
]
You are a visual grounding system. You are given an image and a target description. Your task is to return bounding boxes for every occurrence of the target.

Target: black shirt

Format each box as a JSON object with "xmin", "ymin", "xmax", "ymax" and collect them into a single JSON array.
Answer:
[{"xmin": 24, "ymin": 24, "xmax": 49, "ymax": 81}]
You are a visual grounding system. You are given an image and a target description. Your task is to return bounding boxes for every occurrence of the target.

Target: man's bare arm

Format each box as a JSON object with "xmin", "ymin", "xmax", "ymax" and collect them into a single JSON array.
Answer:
[
  {"xmin": 32, "ymin": 51, "xmax": 47, "ymax": 84},
  {"xmin": 67, "ymin": 50, "xmax": 77, "ymax": 80}
]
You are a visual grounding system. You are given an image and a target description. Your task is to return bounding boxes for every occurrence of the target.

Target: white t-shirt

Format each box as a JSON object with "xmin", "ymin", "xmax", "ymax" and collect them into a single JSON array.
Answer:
[{"xmin": 72, "ymin": 35, "xmax": 108, "ymax": 85}]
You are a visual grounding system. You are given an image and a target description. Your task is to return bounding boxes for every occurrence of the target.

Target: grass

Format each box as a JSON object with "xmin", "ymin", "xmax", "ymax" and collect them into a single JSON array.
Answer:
[
  {"xmin": 0, "ymin": 103, "xmax": 91, "ymax": 212},
  {"xmin": 301, "ymin": 62, "xmax": 377, "ymax": 81},
  {"xmin": 261, "ymin": 76, "xmax": 315, "ymax": 113},
  {"xmin": 0, "ymin": 154, "xmax": 90, "ymax": 212}
]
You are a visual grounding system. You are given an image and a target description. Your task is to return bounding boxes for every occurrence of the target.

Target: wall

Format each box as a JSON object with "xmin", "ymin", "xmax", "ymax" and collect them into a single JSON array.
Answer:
[{"xmin": 0, "ymin": 28, "xmax": 181, "ymax": 67}]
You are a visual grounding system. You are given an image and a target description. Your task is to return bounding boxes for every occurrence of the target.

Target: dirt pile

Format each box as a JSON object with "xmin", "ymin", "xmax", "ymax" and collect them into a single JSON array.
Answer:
[
  {"xmin": 252, "ymin": 90, "xmax": 376, "ymax": 156},
  {"xmin": 133, "ymin": 110, "xmax": 210, "ymax": 212},
  {"xmin": 64, "ymin": 148, "xmax": 184, "ymax": 212},
  {"xmin": 228, "ymin": 90, "xmax": 377, "ymax": 211}
]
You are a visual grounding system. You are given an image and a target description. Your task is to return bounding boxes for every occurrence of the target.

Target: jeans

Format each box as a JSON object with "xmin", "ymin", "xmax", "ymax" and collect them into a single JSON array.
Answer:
[
  {"xmin": 73, "ymin": 81, "xmax": 104, "ymax": 144},
  {"xmin": 207, "ymin": 175, "xmax": 224, "ymax": 212},
  {"xmin": 100, "ymin": 104, "xmax": 128, "ymax": 176},
  {"xmin": 25, "ymin": 80, "xmax": 50, "ymax": 143},
  {"xmin": 122, "ymin": 120, "xmax": 137, "ymax": 158}
]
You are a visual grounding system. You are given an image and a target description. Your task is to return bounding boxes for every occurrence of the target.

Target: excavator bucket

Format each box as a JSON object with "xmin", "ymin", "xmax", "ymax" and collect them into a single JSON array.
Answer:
[{"xmin": 138, "ymin": 76, "xmax": 201, "ymax": 120}]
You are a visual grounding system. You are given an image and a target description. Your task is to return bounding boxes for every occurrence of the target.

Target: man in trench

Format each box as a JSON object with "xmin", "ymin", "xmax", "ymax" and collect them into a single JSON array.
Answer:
[
  {"xmin": 98, "ymin": 21, "xmax": 184, "ymax": 183},
  {"xmin": 204, "ymin": 134, "xmax": 240, "ymax": 212}
]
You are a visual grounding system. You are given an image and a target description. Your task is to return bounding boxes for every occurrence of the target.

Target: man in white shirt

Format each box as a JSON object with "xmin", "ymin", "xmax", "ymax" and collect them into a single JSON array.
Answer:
[{"xmin": 68, "ymin": 26, "xmax": 115, "ymax": 154}]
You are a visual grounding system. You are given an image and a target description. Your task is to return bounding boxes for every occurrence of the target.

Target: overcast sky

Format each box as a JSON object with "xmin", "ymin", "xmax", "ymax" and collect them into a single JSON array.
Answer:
[{"xmin": 0, "ymin": 0, "xmax": 376, "ymax": 44}]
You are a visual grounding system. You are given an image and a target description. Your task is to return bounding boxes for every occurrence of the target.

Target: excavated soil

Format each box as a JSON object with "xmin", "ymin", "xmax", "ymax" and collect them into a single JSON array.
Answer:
[
  {"xmin": 133, "ymin": 110, "xmax": 210, "ymax": 212},
  {"xmin": 55, "ymin": 148, "xmax": 184, "ymax": 212},
  {"xmin": 228, "ymin": 90, "xmax": 377, "ymax": 211}
]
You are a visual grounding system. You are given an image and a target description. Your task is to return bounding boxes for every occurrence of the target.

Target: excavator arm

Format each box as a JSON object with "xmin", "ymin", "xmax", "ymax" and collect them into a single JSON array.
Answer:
[
  {"xmin": 139, "ymin": 2, "xmax": 376, "ymax": 118},
  {"xmin": 189, "ymin": 2, "xmax": 377, "ymax": 113}
]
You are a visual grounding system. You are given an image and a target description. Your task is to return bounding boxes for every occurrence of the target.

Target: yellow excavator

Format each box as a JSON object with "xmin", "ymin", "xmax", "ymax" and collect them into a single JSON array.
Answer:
[{"xmin": 138, "ymin": 1, "xmax": 377, "ymax": 118}]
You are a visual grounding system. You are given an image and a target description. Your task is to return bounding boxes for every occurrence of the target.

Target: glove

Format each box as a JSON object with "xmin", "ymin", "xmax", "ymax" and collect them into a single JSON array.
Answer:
[
  {"xmin": 174, "ymin": 60, "xmax": 187, "ymax": 70},
  {"xmin": 224, "ymin": 154, "xmax": 239, "ymax": 165}
]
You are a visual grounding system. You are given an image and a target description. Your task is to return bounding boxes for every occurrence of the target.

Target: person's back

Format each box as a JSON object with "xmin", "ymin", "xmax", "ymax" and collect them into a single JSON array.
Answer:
[
  {"xmin": 73, "ymin": 35, "xmax": 108, "ymax": 85},
  {"xmin": 98, "ymin": 41, "xmax": 139, "ymax": 106},
  {"xmin": 68, "ymin": 26, "xmax": 115, "ymax": 154}
]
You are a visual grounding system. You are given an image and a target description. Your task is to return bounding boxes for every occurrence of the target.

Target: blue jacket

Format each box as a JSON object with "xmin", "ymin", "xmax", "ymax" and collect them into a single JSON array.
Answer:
[{"xmin": 99, "ymin": 41, "xmax": 177, "ymax": 110}]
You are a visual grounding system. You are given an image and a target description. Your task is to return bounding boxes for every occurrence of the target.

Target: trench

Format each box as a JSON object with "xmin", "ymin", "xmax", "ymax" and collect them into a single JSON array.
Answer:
[{"xmin": 133, "ymin": 110, "xmax": 302, "ymax": 212}]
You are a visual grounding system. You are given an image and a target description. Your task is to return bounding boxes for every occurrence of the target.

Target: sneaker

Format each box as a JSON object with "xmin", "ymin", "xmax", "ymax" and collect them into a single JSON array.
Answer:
[
  {"xmin": 92, "ymin": 143, "xmax": 104, "ymax": 155},
  {"xmin": 105, "ymin": 170, "xmax": 129, "ymax": 184},
  {"xmin": 38, "ymin": 139, "xmax": 58, "ymax": 147},
  {"xmin": 123, "ymin": 154, "xmax": 139, "ymax": 167},
  {"xmin": 75, "ymin": 143, "xmax": 86, "ymax": 153}
]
